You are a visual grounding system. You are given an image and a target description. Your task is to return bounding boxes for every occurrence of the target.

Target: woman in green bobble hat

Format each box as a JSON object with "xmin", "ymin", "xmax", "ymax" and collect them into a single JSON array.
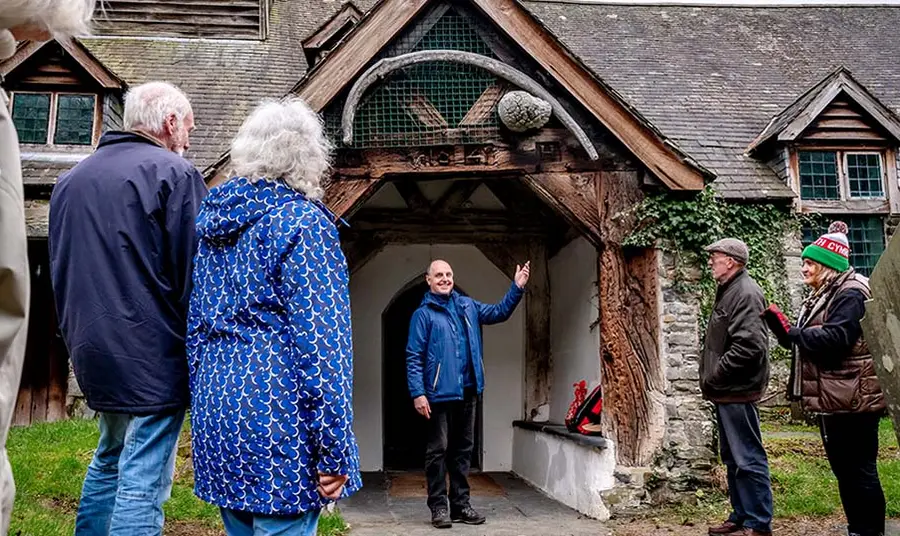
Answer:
[{"xmin": 762, "ymin": 221, "xmax": 886, "ymax": 536}]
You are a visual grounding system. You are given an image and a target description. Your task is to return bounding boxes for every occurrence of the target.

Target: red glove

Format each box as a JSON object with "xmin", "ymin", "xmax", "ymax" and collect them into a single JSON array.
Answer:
[{"xmin": 761, "ymin": 304, "xmax": 792, "ymax": 348}]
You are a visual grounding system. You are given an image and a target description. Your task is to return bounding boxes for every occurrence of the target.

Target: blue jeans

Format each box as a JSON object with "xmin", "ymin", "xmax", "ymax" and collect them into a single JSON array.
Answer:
[
  {"xmin": 716, "ymin": 403, "xmax": 773, "ymax": 533},
  {"xmin": 75, "ymin": 409, "xmax": 186, "ymax": 536},
  {"xmin": 221, "ymin": 507, "xmax": 320, "ymax": 536}
]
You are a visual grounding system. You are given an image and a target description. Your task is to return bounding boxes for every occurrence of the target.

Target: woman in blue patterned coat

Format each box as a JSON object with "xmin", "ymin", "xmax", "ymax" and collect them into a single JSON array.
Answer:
[{"xmin": 186, "ymin": 97, "xmax": 360, "ymax": 535}]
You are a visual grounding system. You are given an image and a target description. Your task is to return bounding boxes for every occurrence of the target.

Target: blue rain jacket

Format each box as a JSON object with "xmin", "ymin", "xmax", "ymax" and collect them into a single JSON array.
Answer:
[{"xmin": 186, "ymin": 177, "xmax": 361, "ymax": 515}]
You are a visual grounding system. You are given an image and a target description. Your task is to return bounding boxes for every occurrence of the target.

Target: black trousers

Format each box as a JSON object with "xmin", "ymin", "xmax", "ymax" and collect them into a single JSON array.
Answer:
[
  {"xmin": 819, "ymin": 412, "xmax": 886, "ymax": 536},
  {"xmin": 424, "ymin": 391, "xmax": 477, "ymax": 513}
]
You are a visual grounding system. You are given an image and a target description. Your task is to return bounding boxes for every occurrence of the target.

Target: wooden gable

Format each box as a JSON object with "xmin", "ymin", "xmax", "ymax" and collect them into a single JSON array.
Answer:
[
  {"xmin": 288, "ymin": 0, "xmax": 708, "ymax": 191},
  {"xmin": 748, "ymin": 68, "xmax": 900, "ymax": 154},
  {"xmin": 1, "ymin": 40, "xmax": 122, "ymax": 90},
  {"xmin": 5, "ymin": 42, "xmax": 96, "ymax": 89},
  {"xmin": 798, "ymin": 93, "xmax": 893, "ymax": 144}
]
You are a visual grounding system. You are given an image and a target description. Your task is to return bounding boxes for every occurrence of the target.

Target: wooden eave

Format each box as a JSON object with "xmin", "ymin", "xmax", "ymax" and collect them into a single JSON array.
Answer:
[
  {"xmin": 747, "ymin": 68, "xmax": 900, "ymax": 155},
  {"xmin": 288, "ymin": 0, "xmax": 710, "ymax": 191},
  {"xmin": 0, "ymin": 38, "xmax": 124, "ymax": 89}
]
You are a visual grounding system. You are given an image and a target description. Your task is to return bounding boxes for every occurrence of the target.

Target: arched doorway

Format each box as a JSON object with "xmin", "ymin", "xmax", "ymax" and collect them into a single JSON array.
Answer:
[{"xmin": 381, "ymin": 279, "xmax": 483, "ymax": 471}]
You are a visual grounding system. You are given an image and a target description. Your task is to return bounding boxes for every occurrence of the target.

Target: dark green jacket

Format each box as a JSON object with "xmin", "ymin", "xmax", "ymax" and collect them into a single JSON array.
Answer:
[{"xmin": 700, "ymin": 269, "xmax": 769, "ymax": 403}]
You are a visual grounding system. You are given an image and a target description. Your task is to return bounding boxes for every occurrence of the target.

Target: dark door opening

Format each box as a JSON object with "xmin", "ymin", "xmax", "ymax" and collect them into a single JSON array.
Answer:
[
  {"xmin": 14, "ymin": 239, "xmax": 69, "ymax": 425},
  {"xmin": 382, "ymin": 280, "xmax": 483, "ymax": 471}
]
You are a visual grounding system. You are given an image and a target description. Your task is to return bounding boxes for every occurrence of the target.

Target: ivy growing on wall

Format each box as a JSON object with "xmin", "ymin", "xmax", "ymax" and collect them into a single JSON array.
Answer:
[{"xmin": 623, "ymin": 187, "xmax": 798, "ymax": 359}]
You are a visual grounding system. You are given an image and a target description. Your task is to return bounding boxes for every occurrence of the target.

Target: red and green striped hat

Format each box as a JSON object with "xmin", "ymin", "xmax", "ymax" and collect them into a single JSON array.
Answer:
[{"xmin": 801, "ymin": 221, "xmax": 850, "ymax": 272}]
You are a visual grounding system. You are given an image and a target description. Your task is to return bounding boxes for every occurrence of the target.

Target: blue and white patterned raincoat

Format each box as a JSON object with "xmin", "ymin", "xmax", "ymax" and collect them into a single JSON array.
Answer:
[{"xmin": 186, "ymin": 177, "xmax": 361, "ymax": 515}]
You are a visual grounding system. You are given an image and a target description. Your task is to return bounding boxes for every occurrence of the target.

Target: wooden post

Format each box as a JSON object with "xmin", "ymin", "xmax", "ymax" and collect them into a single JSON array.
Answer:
[
  {"xmin": 524, "ymin": 241, "xmax": 551, "ymax": 420},
  {"xmin": 475, "ymin": 240, "xmax": 550, "ymax": 420},
  {"xmin": 861, "ymin": 230, "xmax": 900, "ymax": 446},
  {"xmin": 598, "ymin": 170, "xmax": 664, "ymax": 466}
]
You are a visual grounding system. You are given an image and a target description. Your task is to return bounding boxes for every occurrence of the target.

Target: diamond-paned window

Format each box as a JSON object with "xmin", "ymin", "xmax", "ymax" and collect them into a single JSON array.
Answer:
[
  {"xmin": 54, "ymin": 94, "xmax": 95, "ymax": 145},
  {"xmin": 12, "ymin": 93, "xmax": 51, "ymax": 144}
]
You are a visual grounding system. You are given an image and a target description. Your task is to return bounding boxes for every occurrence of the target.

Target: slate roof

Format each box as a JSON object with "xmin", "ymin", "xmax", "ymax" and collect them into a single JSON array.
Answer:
[
  {"xmin": 747, "ymin": 66, "xmax": 900, "ymax": 153},
  {"xmin": 80, "ymin": 0, "xmax": 378, "ymax": 170},
  {"xmin": 521, "ymin": 2, "xmax": 900, "ymax": 199},
  {"xmin": 15, "ymin": 1, "xmax": 900, "ymax": 200}
]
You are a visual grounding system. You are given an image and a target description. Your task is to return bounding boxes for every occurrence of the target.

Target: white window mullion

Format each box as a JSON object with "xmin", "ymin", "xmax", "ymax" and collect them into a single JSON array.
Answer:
[{"xmin": 47, "ymin": 93, "xmax": 58, "ymax": 145}]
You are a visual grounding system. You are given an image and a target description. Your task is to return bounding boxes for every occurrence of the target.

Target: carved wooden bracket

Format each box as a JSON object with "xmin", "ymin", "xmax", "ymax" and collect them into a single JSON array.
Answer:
[{"xmin": 340, "ymin": 49, "xmax": 599, "ymax": 160}]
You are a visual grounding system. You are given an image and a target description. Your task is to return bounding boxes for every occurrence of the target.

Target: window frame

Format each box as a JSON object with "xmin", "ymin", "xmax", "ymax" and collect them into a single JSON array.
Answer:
[
  {"xmin": 8, "ymin": 91, "xmax": 99, "ymax": 146},
  {"xmin": 843, "ymin": 151, "xmax": 885, "ymax": 199},
  {"xmin": 796, "ymin": 148, "xmax": 887, "ymax": 202}
]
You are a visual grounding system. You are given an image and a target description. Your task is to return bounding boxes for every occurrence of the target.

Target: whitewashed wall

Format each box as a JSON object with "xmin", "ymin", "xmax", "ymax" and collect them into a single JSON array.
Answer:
[
  {"xmin": 349, "ymin": 244, "xmax": 525, "ymax": 471},
  {"xmin": 512, "ymin": 427, "xmax": 616, "ymax": 520},
  {"xmin": 548, "ymin": 237, "xmax": 601, "ymax": 423}
]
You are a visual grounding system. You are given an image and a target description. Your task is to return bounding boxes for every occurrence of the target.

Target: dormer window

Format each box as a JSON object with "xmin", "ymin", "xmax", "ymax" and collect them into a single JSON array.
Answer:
[
  {"xmin": 798, "ymin": 150, "xmax": 884, "ymax": 201},
  {"xmin": 10, "ymin": 91, "xmax": 97, "ymax": 146}
]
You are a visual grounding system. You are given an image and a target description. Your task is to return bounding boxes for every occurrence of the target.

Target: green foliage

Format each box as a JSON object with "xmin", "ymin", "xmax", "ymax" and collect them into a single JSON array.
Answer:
[
  {"xmin": 8, "ymin": 419, "xmax": 348, "ymax": 536},
  {"xmin": 624, "ymin": 187, "xmax": 798, "ymax": 359}
]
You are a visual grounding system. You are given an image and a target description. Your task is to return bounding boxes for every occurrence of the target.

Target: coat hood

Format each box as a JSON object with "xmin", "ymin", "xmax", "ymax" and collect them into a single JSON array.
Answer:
[{"xmin": 197, "ymin": 177, "xmax": 306, "ymax": 243}]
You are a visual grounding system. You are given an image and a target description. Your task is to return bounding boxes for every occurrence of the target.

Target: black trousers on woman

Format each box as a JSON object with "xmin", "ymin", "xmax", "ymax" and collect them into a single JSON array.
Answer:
[{"xmin": 819, "ymin": 412, "xmax": 885, "ymax": 536}]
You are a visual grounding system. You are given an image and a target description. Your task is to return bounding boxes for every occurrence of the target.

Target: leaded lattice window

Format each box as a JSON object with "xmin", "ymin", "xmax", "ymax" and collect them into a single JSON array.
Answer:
[
  {"xmin": 799, "ymin": 151, "xmax": 839, "ymax": 200},
  {"xmin": 54, "ymin": 94, "xmax": 95, "ymax": 145},
  {"xmin": 845, "ymin": 153, "xmax": 884, "ymax": 198},
  {"xmin": 12, "ymin": 93, "xmax": 51, "ymax": 144}
]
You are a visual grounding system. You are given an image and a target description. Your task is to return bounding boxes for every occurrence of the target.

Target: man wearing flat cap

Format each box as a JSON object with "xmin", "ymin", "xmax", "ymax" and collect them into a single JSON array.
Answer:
[{"xmin": 701, "ymin": 239, "xmax": 773, "ymax": 536}]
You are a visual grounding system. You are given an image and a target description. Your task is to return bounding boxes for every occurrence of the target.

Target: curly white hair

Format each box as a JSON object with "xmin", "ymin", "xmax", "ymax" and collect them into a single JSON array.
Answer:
[
  {"xmin": 0, "ymin": 0, "xmax": 95, "ymax": 59},
  {"xmin": 230, "ymin": 97, "xmax": 333, "ymax": 200}
]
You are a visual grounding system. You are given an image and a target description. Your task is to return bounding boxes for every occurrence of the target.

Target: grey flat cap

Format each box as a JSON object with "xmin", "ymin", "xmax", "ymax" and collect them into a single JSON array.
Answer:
[{"xmin": 705, "ymin": 238, "xmax": 749, "ymax": 265}]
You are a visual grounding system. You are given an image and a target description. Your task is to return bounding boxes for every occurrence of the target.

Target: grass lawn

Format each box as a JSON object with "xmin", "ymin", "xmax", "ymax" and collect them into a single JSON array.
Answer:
[
  {"xmin": 7, "ymin": 419, "xmax": 348, "ymax": 536},
  {"xmin": 667, "ymin": 410, "xmax": 900, "ymax": 525}
]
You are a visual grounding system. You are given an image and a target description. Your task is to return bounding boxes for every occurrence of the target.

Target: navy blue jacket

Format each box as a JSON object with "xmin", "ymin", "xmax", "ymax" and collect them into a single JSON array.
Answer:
[
  {"xmin": 406, "ymin": 284, "xmax": 524, "ymax": 403},
  {"xmin": 49, "ymin": 131, "xmax": 207, "ymax": 414}
]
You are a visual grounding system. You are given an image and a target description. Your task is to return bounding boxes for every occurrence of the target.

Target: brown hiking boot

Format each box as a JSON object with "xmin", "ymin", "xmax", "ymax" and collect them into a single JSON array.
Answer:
[{"xmin": 708, "ymin": 521, "xmax": 742, "ymax": 535}]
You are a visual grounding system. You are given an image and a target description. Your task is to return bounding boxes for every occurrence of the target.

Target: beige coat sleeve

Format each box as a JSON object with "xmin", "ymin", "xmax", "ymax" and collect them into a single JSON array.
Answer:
[{"xmin": 0, "ymin": 86, "xmax": 29, "ymax": 533}]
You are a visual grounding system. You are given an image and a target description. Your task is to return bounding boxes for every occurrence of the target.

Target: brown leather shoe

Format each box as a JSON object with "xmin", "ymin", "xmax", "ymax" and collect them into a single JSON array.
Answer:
[{"xmin": 708, "ymin": 521, "xmax": 742, "ymax": 535}]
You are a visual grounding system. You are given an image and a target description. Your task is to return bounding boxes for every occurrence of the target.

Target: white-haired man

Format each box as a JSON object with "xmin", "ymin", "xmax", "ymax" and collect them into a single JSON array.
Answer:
[
  {"xmin": 49, "ymin": 82, "xmax": 206, "ymax": 535},
  {"xmin": 0, "ymin": 1, "xmax": 95, "ymax": 531}
]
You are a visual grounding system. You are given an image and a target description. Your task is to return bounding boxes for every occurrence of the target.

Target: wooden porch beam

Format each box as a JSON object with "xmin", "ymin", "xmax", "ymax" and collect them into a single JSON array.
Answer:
[
  {"xmin": 345, "ymin": 229, "xmax": 529, "ymax": 245},
  {"xmin": 475, "ymin": 240, "xmax": 551, "ymax": 420},
  {"xmin": 525, "ymin": 241, "xmax": 551, "ymax": 420},
  {"xmin": 341, "ymin": 232, "xmax": 386, "ymax": 274},
  {"xmin": 393, "ymin": 180, "xmax": 431, "ymax": 212},
  {"xmin": 324, "ymin": 177, "xmax": 382, "ymax": 219},
  {"xmin": 349, "ymin": 208, "xmax": 548, "ymax": 235},
  {"xmin": 431, "ymin": 180, "xmax": 482, "ymax": 214},
  {"xmin": 521, "ymin": 173, "xmax": 603, "ymax": 247}
]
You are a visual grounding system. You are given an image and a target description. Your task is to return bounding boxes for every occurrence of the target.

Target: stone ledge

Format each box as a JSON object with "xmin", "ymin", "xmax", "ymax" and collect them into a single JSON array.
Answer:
[{"xmin": 512, "ymin": 420, "xmax": 610, "ymax": 450}]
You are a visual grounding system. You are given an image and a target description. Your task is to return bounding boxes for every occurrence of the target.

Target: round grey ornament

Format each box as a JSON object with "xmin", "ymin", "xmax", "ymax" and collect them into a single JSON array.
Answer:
[{"xmin": 497, "ymin": 90, "xmax": 552, "ymax": 132}]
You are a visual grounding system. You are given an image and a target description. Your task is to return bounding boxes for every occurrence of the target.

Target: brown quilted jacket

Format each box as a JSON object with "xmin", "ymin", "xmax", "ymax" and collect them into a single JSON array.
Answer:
[{"xmin": 789, "ymin": 271, "xmax": 885, "ymax": 414}]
